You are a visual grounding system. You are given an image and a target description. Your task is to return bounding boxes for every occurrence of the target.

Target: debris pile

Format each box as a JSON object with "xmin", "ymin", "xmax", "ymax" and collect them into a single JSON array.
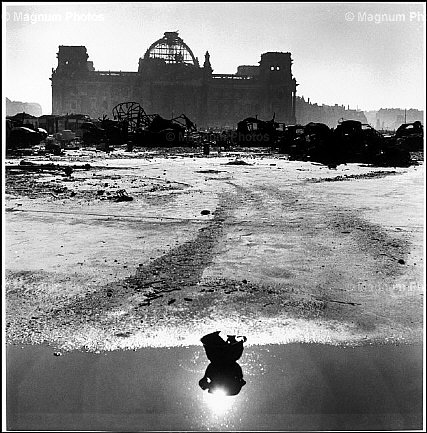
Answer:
[
  {"xmin": 6, "ymin": 105, "xmax": 423, "ymax": 167},
  {"xmin": 112, "ymin": 101, "xmax": 197, "ymax": 147},
  {"xmin": 278, "ymin": 119, "xmax": 420, "ymax": 167}
]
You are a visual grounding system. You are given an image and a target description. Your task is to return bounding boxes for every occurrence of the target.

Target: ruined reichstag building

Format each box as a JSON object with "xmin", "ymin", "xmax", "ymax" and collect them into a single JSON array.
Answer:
[{"xmin": 51, "ymin": 31, "xmax": 298, "ymax": 128}]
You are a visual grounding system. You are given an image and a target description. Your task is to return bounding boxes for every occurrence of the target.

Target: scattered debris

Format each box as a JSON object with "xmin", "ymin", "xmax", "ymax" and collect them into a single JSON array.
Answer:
[
  {"xmin": 115, "ymin": 331, "xmax": 132, "ymax": 337},
  {"xmin": 279, "ymin": 120, "xmax": 419, "ymax": 167},
  {"xmin": 112, "ymin": 101, "xmax": 197, "ymax": 147},
  {"xmin": 196, "ymin": 170, "xmax": 226, "ymax": 174},
  {"xmin": 308, "ymin": 171, "xmax": 399, "ymax": 183},
  {"xmin": 114, "ymin": 189, "xmax": 133, "ymax": 202},
  {"xmin": 226, "ymin": 159, "xmax": 252, "ymax": 166},
  {"xmin": 314, "ymin": 297, "xmax": 361, "ymax": 306},
  {"xmin": 6, "ymin": 161, "xmax": 91, "ymax": 173}
]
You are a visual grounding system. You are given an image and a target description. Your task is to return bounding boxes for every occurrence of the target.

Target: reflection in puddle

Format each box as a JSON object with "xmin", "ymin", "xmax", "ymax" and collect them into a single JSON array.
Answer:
[
  {"xmin": 199, "ymin": 361, "xmax": 246, "ymax": 396},
  {"xmin": 202, "ymin": 387, "xmax": 237, "ymax": 416},
  {"xmin": 199, "ymin": 331, "xmax": 248, "ymax": 415},
  {"xmin": 200, "ymin": 330, "xmax": 247, "ymax": 364},
  {"xmin": 7, "ymin": 341, "xmax": 423, "ymax": 431}
]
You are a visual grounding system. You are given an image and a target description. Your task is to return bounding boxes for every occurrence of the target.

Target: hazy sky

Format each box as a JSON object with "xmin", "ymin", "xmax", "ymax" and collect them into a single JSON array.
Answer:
[{"xmin": 4, "ymin": 2, "xmax": 426, "ymax": 115}]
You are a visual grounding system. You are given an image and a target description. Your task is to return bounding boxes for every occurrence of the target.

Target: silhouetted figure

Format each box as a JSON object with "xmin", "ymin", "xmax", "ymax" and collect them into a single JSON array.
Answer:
[
  {"xmin": 199, "ymin": 331, "xmax": 248, "ymax": 396},
  {"xmin": 199, "ymin": 362, "xmax": 246, "ymax": 396},
  {"xmin": 201, "ymin": 331, "xmax": 247, "ymax": 364}
]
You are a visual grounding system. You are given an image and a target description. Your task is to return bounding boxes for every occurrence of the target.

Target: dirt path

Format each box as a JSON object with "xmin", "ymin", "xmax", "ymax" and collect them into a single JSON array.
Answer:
[{"xmin": 5, "ymin": 153, "xmax": 424, "ymax": 350}]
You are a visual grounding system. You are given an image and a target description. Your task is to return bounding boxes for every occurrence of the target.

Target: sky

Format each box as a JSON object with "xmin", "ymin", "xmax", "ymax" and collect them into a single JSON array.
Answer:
[{"xmin": 3, "ymin": 2, "xmax": 426, "ymax": 115}]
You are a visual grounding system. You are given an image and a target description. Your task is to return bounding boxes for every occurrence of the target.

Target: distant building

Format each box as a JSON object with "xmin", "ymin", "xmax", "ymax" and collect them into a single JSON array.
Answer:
[
  {"xmin": 51, "ymin": 32, "xmax": 298, "ymax": 128},
  {"xmin": 295, "ymin": 97, "xmax": 367, "ymax": 128},
  {"xmin": 375, "ymin": 108, "xmax": 424, "ymax": 130},
  {"xmin": 364, "ymin": 110, "xmax": 377, "ymax": 127},
  {"xmin": 360, "ymin": 109, "xmax": 424, "ymax": 130},
  {"xmin": 6, "ymin": 97, "xmax": 42, "ymax": 117}
]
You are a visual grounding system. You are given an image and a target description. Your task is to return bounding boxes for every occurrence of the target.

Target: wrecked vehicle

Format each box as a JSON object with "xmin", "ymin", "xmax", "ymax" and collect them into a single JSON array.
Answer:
[
  {"xmin": 44, "ymin": 136, "xmax": 63, "ymax": 155},
  {"xmin": 6, "ymin": 124, "xmax": 46, "ymax": 154},
  {"xmin": 279, "ymin": 120, "xmax": 413, "ymax": 167},
  {"xmin": 304, "ymin": 122, "xmax": 332, "ymax": 145},
  {"xmin": 332, "ymin": 120, "xmax": 412, "ymax": 166},
  {"xmin": 37, "ymin": 127, "xmax": 48, "ymax": 140},
  {"xmin": 394, "ymin": 121, "xmax": 424, "ymax": 152},
  {"xmin": 80, "ymin": 121, "xmax": 106, "ymax": 145},
  {"xmin": 278, "ymin": 124, "xmax": 306, "ymax": 156},
  {"xmin": 100, "ymin": 116, "xmax": 128, "ymax": 147},
  {"xmin": 334, "ymin": 120, "xmax": 404, "ymax": 165},
  {"xmin": 135, "ymin": 114, "xmax": 195, "ymax": 146},
  {"xmin": 9, "ymin": 127, "xmax": 42, "ymax": 147},
  {"xmin": 332, "ymin": 120, "xmax": 383, "ymax": 162},
  {"xmin": 79, "ymin": 117, "xmax": 127, "ymax": 149},
  {"xmin": 236, "ymin": 116, "xmax": 280, "ymax": 147},
  {"xmin": 131, "ymin": 115, "xmax": 191, "ymax": 146},
  {"xmin": 280, "ymin": 122, "xmax": 334, "ymax": 162},
  {"xmin": 112, "ymin": 101, "xmax": 196, "ymax": 147}
]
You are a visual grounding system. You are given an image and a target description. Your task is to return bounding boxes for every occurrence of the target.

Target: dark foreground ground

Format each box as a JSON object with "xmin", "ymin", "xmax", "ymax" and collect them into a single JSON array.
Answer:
[{"xmin": 7, "ymin": 342, "xmax": 423, "ymax": 431}]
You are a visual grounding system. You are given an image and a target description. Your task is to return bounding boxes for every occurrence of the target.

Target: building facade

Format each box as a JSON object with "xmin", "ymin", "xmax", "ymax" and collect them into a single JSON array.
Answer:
[
  {"xmin": 6, "ymin": 98, "xmax": 42, "ymax": 117},
  {"xmin": 51, "ymin": 32, "xmax": 298, "ymax": 128},
  {"xmin": 295, "ymin": 97, "xmax": 367, "ymax": 128}
]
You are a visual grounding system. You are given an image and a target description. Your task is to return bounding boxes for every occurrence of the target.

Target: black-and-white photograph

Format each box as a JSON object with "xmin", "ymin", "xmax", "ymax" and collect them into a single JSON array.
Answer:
[{"xmin": 3, "ymin": 2, "xmax": 425, "ymax": 431}]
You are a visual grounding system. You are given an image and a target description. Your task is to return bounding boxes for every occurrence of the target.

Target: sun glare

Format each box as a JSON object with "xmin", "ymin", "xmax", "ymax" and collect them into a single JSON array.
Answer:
[{"xmin": 203, "ymin": 388, "xmax": 234, "ymax": 415}]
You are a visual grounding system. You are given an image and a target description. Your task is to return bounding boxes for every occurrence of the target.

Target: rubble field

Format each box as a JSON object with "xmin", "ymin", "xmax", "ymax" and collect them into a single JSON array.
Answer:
[{"xmin": 4, "ymin": 149, "xmax": 425, "ymax": 351}]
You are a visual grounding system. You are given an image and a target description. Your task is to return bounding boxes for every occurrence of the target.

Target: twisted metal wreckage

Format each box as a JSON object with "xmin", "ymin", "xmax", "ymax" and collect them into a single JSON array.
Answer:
[{"xmin": 6, "ymin": 101, "xmax": 424, "ymax": 167}]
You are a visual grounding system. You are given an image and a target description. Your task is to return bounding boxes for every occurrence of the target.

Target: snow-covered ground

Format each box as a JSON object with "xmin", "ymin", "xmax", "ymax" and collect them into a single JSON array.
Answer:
[{"xmin": 5, "ymin": 152, "xmax": 425, "ymax": 350}]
